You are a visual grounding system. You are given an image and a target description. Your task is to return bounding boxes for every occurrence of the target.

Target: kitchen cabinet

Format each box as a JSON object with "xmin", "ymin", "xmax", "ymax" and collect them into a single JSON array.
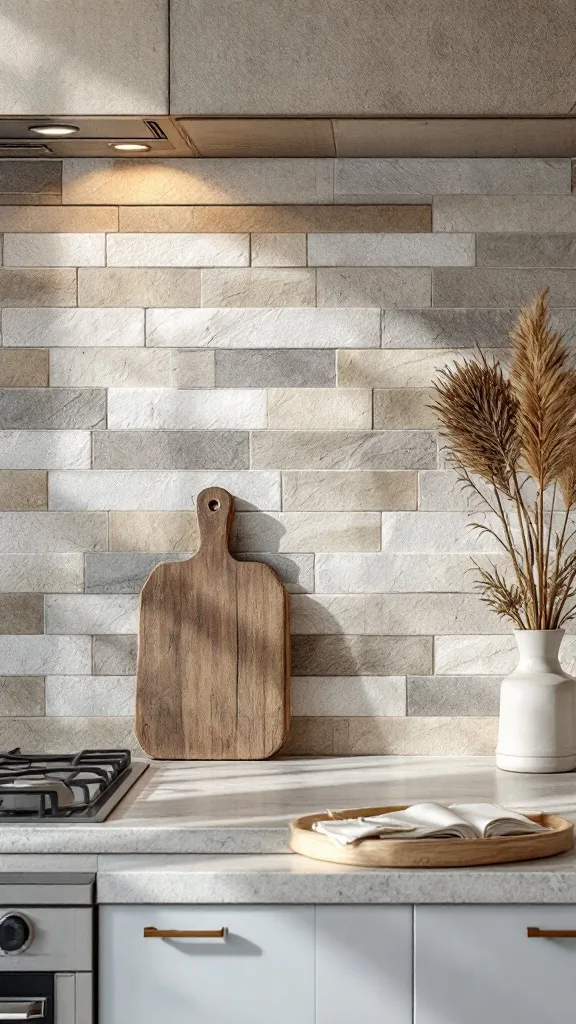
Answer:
[
  {"xmin": 0, "ymin": 0, "xmax": 168, "ymax": 115},
  {"xmin": 414, "ymin": 906, "xmax": 576, "ymax": 1024},
  {"xmin": 99, "ymin": 905, "xmax": 413, "ymax": 1024}
]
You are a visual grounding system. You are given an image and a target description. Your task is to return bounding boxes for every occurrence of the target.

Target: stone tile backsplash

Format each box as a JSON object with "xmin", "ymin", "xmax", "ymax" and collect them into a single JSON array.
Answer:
[{"xmin": 0, "ymin": 155, "xmax": 575, "ymax": 754}]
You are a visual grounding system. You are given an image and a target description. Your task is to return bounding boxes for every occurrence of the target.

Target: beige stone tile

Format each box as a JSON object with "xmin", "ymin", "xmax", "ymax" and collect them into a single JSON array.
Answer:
[
  {"xmin": 335, "ymin": 159, "xmax": 570, "ymax": 199},
  {"xmin": 337, "ymin": 349, "xmax": 492, "ymax": 388},
  {"xmin": 109, "ymin": 512, "xmax": 199, "ymax": 552},
  {"xmin": 0, "ymin": 350, "xmax": 48, "ymax": 387},
  {"xmin": 63, "ymin": 159, "xmax": 333, "ymax": 205},
  {"xmin": 291, "ymin": 634, "xmax": 432, "ymax": 675},
  {"xmin": 0, "ymin": 595, "xmax": 44, "ymax": 634},
  {"xmin": 291, "ymin": 676, "xmax": 406, "ymax": 717},
  {"xmin": 251, "ymin": 234, "xmax": 307, "ymax": 267},
  {"xmin": 268, "ymin": 388, "xmax": 371, "ymax": 429},
  {"xmin": 201, "ymin": 268, "xmax": 316, "ymax": 307},
  {"xmin": 0, "ymin": 717, "xmax": 140, "ymax": 754},
  {"xmin": 337, "ymin": 717, "xmax": 498, "ymax": 755},
  {"xmin": 251, "ymin": 430, "xmax": 437, "ymax": 471},
  {"xmin": 280, "ymin": 717, "xmax": 343, "ymax": 756},
  {"xmin": 0, "ymin": 677, "xmax": 45, "ymax": 716},
  {"xmin": 78, "ymin": 268, "xmax": 201, "ymax": 307},
  {"xmin": 120, "ymin": 204, "xmax": 431, "ymax": 233},
  {"xmin": 290, "ymin": 593, "xmax": 506, "ymax": 635},
  {"xmin": 0, "ymin": 554, "xmax": 84, "ymax": 593},
  {"xmin": 283, "ymin": 471, "xmax": 417, "ymax": 511},
  {"xmin": 0, "ymin": 208, "xmax": 118, "ymax": 232},
  {"xmin": 317, "ymin": 268, "xmax": 431, "ymax": 307},
  {"xmin": 0, "ymin": 472, "xmax": 47, "ymax": 510},
  {"xmin": 374, "ymin": 389, "xmax": 438, "ymax": 428},
  {"xmin": 309, "ymin": 232, "xmax": 474, "ymax": 267},
  {"xmin": 4, "ymin": 234, "xmax": 105, "ymax": 268},
  {"xmin": 315, "ymin": 552, "xmax": 508, "ymax": 593},
  {"xmin": 50, "ymin": 349, "xmax": 215, "ymax": 388},
  {"xmin": 3, "ymin": 309, "xmax": 144, "ymax": 348},
  {"xmin": 433, "ymin": 195, "xmax": 576, "ymax": 233},
  {"xmin": 0, "ymin": 270, "xmax": 76, "ymax": 307},
  {"xmin": 232, "ymin": 511, "xmax": 381, "ymax": 553}
]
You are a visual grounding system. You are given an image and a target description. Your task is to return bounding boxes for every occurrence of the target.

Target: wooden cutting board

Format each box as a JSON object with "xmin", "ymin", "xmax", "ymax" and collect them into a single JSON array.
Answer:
[{"xmin": 135, "ymin": 487, "xmax": 290, "ymax": 760}]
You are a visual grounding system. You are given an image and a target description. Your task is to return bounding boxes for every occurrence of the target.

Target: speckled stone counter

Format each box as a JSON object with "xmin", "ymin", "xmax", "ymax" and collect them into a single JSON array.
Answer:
[{"xmin": 3, "ymin": 755, "xmax": 576, "ymax": 855}]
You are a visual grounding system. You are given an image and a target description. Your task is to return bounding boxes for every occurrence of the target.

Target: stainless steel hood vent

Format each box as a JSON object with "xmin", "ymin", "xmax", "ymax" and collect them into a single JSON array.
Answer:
[{"xmin": 0, "ymin": 117, "xmax": 194, "ymax": 157}]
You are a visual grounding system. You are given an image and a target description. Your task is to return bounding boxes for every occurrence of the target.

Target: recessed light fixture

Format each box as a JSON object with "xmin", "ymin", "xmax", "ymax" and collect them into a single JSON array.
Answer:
[
  {"xmin": 109, "ymin": 142, "xmax": 151, "ymax": 152},
  {"xmin": 29, "ymin": 124, "xmax": 79, "ymax": 137}
]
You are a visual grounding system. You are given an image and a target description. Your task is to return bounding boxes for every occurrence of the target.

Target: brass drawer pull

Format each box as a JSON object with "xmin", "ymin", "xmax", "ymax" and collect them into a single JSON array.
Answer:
[
  {"xmin": 144, "ymin": 927, "xmax": 228, "ymax": 939},
  {"xmin": 527, "ymin": 928, "xmax": 576, "ymax": 938}
]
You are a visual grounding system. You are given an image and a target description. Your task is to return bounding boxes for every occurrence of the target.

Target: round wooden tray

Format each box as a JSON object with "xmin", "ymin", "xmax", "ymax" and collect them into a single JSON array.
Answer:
[{"xmin": 289, "ymin": 805, "xmax": 575, "ymax": 868}]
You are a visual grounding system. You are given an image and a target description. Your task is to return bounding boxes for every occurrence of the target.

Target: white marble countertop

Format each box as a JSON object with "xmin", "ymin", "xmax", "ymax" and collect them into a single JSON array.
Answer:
[{"xmin": 3, "ymin": 755, "xmax": 576, "ymax": 856}]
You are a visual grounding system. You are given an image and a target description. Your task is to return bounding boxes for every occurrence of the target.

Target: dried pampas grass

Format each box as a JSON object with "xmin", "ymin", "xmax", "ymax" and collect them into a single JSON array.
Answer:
[{"xmin": 433, "ymin": 289, "xmax": 576, "ymax": 630}]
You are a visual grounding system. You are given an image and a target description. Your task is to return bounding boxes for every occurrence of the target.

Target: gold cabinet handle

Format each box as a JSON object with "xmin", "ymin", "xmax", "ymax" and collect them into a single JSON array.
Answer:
[
  {"xmin": 527, "ymin": 927, "xmax": 576, "ymax": 938},
  {"xmin": 144, "ymin": 927, "xmax": 228, "ymax": 939}
]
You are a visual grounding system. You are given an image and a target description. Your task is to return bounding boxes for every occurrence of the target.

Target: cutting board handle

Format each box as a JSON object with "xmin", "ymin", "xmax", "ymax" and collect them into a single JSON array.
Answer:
[{"xmin": 197, "ymin": 487, "xmax": 235, "ymax": 556}]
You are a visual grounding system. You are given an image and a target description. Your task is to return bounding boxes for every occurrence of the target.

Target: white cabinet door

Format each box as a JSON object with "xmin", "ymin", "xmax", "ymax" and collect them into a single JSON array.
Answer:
[
  {"xmin": 415, "ymin": 906, "xmax": 576, "ymax": 1024},
  {"xmin": 316, "ymin": 907, "xmax": 412, "ymax": 1024},
  {"xmin": 99, "ymin": 905, "xmax": 315, "ymax": 1024}
]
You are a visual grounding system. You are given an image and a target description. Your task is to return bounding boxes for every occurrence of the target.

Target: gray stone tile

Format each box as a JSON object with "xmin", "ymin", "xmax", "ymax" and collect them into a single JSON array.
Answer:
[
  {"xmin": 46, "ymin": 676, "xmax": 136, "ymax": 717},
  {"xmin": 201, "ymin": 268, "xmax": 316, "ymax": 307},
  {"xmin": 433, "ymin": 268, "xmax": 576, "ymax": 308},
  {"xmin": 381, "ymin": 309, "xmax": 517, "ymax": 348},
  {"xmin": 78, "ymin": 268, "xmax": 201, "ymax": 307},
  {"xmin": 0, "ymin": 432, "xmax": 91, "ymax": 470},
  {"xmin": 0, "ymin": 555, "xmax": 84, "ymax": 594},
  {"xmin": 317, "ymin": 268, "xmax": 431, "ymax": 307},
  {"xmin": 291, "ymin": 634, "xmax": 433, "ymax": 676},
  {"xmin": 0, "ymin": 270, "xmax": 76, "ymax": 307},
  {"xmin": 107, "ymin": 388, "xmax": 266, "ymax": 430},
  {"xmin": 0, "ymin": 677, "xmax": 45, "ymax": 717},
  {"xmin": 433, "ymin": 195, "xmax": 576, "ymax": 232},
  {"xmin": 0, "ymin": 390, "xmax": 105, "ymax": 429},
  {"xmin": 45, "ymin": 595, "xmax": 138, "ymax": 635},
  {"xmin": 236, "ymin": 553, "xmax": 314, "ymax": 593},
  {"xmin": 63, "ymin": 159, "xmax": 334, "ymax": 205},
  {"xmin": 93, "ymin": 635, "xmax": 137, "ymax": 676},
  {"xmin": 0, "ymin": 635, "xmax": 91, "ymax": 676},
  {"xmin": 251, "ymin": 430, "xmax": 438, "ymax": 470},
  {"xmin": 147, "ymin": 307, "xmax": 380, "ymax": 349},
  {"xmin": 282, "ymin": 471, "xmax": 417, "ymax": 511},
  {"xmin": 290, "ymin": 593, "xmax": 506, "ymax": 635},
  {"xmin": 476, "ymin": 233, "xmax": 576, "ymax": 267},
  {"xmin": 407, "ymin": 676, "xmax": 500, "ymax": 716},
  {"xmin": 335, "ymin": 159, "xmax": 571, "ymax": 200},
  {"xmin": 0, "ymin": 595, "xmax": 44, "ymax": 634},
  {"xmin": 0, "ymin": 162, "xmax": 61, "ymax": 198},
  {"xmin": 309, "ymin": 233, "xmax": 475, "ymax": 266},
  {"xmin": 3, "ymin": 308, "xmax": 144, "ymax": 348},
  {"xmin": 374, "ymin": 389, "xmax": 437, "ymax": 429},
  {"xmin": 215, "ymin": 350, "xmax": 335, "ymax": 388},
  {"xmin": 93, "ymin": 430, "xmax": 248, "ymax": 470},
  {"xmin": 0, "ymin": 512, "xmax": 107, "ymax": 553},
  {"xmin": 85, "ymin": 553, "xmax": 190, "ymax": 594},
  {"xmin": 291, "ymin": 676, "xmax": 407, "ymax": 717},
  {"xmin": 232, "ymin": 511, "xmax": 381, "ymax": 552}
]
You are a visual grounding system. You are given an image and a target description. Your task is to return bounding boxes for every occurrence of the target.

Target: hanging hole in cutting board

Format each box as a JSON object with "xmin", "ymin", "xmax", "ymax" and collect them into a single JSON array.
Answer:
[{"xmin": 208, "ymin": 499, "xmax": 220, "ymax": 511}]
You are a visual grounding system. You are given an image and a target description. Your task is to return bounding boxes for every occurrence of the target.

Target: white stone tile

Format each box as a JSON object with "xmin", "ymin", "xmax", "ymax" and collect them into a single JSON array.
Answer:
[
  {"xmin": 49, "ymin": 471, "xmax": 281, "ymax": 511},
  {"xmin": 291, "ymin": 676, "xmax": 407, "ymax": 716},
  {"xmin": 0, "ymin": 554, "xmax": 83, "ymax": 593},
  {"xmin": 381, "ymin": 511, "xmax": 500, "ymax": 553},
  {"xmin": 146, "ymin": 307, "xmax": 380, "ymax": 349},
  {"xmin": 106, "ymin": 233, "xmax": 249, "ymax": 268},
  {"xmin": 0, "ymin": 512, "xmax": 107, "ymax": 552},
  {"xmin": 290, "ymin": 593, "xmax": 506, "ymax": 635},
  {"xmin": 63, "ymin": 159, "xmax": 334, "ymax": 205},
  {"xmin": 268, "ymin": 389, "xmax": 372, "ymax": 429},
  {"xmin": 308, "ymin": 233, "xmax": 475, "ymax": 267},
  {"xmin": 46, "ymin": 676, "xmax": 136, "ymax": 717},
  {"xmin": 107, "ymin": 388, "xmax": 267, "ymax": 429},
  {"xmin": 435, "ymin": 635, "xmax": 576, "ymax": 675},
  {"xmin": 0, "ymin": 636, "xmax": 91, "ymax": 675},
  {"xmin": 315, "ymin": 553, "xmax": 508, "ymax": 593},
  {"xmin": 45, "ymin": 596, "xmax": 138, "ymax": 635},
  {"xmin": 337, "ymin": 348, "xmax": 503, "ymax": 389},
  {"xmin": 334, "ymin": 159, "xmax": 571, "ymax": 200},
  {"xmin": 251, "ymin": 234, "xmax": 307, "ymax": 267},
  {"xmin": 3, "ymin": 234, "xmax": 105, "ymax": 267},
  {"xmin": 2, "ymin": 308, "xmax": 144, "ymax": 347},
  {"xmin": 0, "ymin": 431, "xmax": 91, "ymax": 469},
  {"xmin": 232, "ymin": 511, "xmax": 381, "ymax": 552}
]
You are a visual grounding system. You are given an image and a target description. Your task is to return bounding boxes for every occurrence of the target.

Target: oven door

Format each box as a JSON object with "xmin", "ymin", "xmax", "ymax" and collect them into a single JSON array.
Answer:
[{"xmin": 0, "ymin": 975, "xmax": 53, "ymax": 1023}]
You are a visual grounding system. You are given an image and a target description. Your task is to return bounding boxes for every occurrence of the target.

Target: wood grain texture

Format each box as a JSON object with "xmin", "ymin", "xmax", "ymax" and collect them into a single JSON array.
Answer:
[
  {"xmin": 136, "ymin": 487, "xmax": 290, "ymax": 759},
  {"xmin": 289, "ymin": 807, "xmax": 574, "ymax": 868}
]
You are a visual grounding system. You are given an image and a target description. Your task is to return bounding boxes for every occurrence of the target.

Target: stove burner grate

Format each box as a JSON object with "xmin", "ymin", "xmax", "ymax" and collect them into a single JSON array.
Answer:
[{"xmin": 0, "ymin": 748, "xmax": 132, "ymax": 819}]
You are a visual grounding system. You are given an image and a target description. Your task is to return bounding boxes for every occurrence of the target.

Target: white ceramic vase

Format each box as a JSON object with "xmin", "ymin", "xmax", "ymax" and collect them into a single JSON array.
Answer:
[{"xmin": 496, "ymin": 629, "xmax": 576, "ymax": 773}]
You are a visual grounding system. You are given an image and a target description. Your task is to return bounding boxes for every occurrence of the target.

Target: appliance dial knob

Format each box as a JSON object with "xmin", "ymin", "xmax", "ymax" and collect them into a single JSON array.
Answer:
[{"xmin": 0, "ymin": 912, "xmax": 33, "ymax": 955}]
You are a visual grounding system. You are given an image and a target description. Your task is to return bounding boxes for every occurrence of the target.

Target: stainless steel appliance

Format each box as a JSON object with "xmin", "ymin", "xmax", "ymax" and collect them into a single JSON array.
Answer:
[
  {"xmin": 0, "ymin": 750, "xmax": 148, "ymax": 824},
  {"xmin": 0, "ymin": 872, "xmax": 94, "ymax": 1023}
]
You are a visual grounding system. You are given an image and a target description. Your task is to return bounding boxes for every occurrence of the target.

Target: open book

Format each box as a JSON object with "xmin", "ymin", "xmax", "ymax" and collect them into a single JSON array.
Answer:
[{"xmin": 312, "ymin": 802, "xmax": 549, "ymax": 846}]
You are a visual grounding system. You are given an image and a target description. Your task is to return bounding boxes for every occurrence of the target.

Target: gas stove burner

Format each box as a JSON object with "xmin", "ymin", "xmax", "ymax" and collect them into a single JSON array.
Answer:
[{"xmin": 0, "ymin": 749, "xmax": 148, "ymax": 822}]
